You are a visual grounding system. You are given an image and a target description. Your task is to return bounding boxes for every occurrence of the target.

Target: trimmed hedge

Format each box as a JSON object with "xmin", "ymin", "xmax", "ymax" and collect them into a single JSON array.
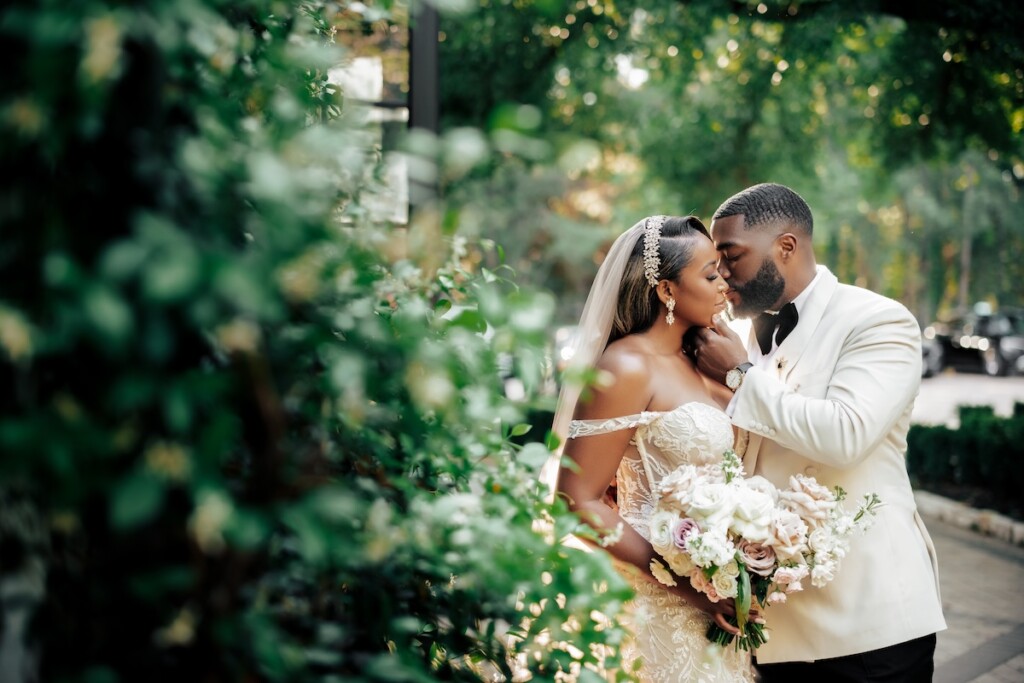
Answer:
[{"xmin": 907, "ymin": 403, "xmax": 1024, "ymax": 517}]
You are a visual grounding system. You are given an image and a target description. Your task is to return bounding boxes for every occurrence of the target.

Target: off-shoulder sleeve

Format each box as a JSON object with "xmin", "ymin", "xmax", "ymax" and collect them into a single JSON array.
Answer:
[{"xmin": 567, "ymin": 411, "xmax": 661, "ymax": 439}]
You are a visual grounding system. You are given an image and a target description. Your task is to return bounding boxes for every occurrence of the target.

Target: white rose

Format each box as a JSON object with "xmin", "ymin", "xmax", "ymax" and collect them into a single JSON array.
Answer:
[
  {"xmin": 711, "ymin": 568, "xmax": 739, "ymax": 599},
  {"xmin": 807, "ymin": 527, "xmax": 838, "ymax": 554},
  {"xmin": 730, "ymin": 486, "xmax": 776, "ymax": 543},
  {"xmin": 648, "ymin": 510, "xmax": 677, "ymax": 555},
  {"xmin": 745, "ymin": 475, "xmax": 780, "ymax": 502},
  {"xmin": 688, "ymin": 483, "xmax": 737, "ymax": 530},
  {"xmin": 660, "ymin": 464, "xmax": 699, "ymax": 490},
  {"xmin": 666, "ymin": 549, "xmax": 696, "ymax": 577},
  {"xmin": 659, "ymin": 466, "xmax": 701, "ymax": 511}
]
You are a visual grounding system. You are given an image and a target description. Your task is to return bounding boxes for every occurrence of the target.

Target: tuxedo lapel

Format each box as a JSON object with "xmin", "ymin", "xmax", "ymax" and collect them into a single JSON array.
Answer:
[
  {"xmin": 773, "ymin": 266, "xmax": 839, "ymax": 383},
  {"xmin": 737, "ymin": 267, "xmax": 839, "ymax": 475}
]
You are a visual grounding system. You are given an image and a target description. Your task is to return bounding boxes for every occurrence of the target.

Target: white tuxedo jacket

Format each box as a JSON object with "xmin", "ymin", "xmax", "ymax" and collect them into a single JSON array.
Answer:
[{"xmin": 733, "ymin": 266, "xmax": 946, "ymax": 663}]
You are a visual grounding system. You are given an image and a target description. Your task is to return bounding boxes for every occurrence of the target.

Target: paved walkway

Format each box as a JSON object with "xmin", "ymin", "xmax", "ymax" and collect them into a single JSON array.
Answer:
[
  {"xmin": 911, "ymin": 372, "xmax": 1024, "ymax": 681},
  {"xmin": 927, "ymin": 514, "xmax": 1024, "ymax": 683}
]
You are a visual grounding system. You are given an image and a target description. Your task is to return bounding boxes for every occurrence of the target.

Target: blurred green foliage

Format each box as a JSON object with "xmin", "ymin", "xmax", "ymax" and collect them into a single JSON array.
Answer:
[
  {"xmin": 0, "ymin": 1, "xmax": 633, "ymax": 680},
  {"xmin": 4, "ymin": 0, "xmax": 1022, "ymax": 678},
  {"xmin": 438, "ymin": 0, "xmax": 1024, "ymax": 324}
]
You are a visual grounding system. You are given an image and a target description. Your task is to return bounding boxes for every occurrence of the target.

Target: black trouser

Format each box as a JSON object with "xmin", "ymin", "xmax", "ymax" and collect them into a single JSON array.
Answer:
[{"xmin": 756, "ymin": 633, "xmax": 937, "ymax": 683}]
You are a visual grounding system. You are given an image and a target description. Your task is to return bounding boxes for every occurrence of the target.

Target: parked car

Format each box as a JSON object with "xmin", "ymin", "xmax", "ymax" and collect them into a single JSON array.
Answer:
[
  {"xmin": 921, "ymin": 335, "xmax": 944, "ymax": 377},
  {"xmin": 923, "ymin": 308, "xmax": 1024, "ymax": 376}
]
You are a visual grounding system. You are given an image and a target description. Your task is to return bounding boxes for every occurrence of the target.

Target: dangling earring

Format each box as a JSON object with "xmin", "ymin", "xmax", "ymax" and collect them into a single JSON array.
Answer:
[{"xmin": 666, "ymin": 297, "xmax": 676, "ymax": 326}]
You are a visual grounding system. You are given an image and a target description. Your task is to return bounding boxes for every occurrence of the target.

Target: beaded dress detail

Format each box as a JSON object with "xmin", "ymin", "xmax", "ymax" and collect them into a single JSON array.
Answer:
[{"xmin": 568, "ymin": 402, "xmax": 755, "ymax": 683}]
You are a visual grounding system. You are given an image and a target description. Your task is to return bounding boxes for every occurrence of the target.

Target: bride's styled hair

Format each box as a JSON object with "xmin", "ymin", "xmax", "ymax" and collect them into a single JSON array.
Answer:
[
  {"xmin": 609, "ymin": 215, "xmax": 710, "ymax": 344},
  {"xmin": 543, "ymin": 214, "xmax": 711, "ymax": 494}
]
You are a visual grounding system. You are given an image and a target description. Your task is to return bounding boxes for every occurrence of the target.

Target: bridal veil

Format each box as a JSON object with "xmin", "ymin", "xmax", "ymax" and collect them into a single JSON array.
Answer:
[{"xmin": 540, "ymin": 217, "xmax": 655, "ymax": 499}]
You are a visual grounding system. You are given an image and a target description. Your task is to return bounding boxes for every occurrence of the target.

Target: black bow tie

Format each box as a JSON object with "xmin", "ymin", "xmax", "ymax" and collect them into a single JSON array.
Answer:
[{"xmin": 753, "ymin": 302, "xmax": 799, "ymax": 355}]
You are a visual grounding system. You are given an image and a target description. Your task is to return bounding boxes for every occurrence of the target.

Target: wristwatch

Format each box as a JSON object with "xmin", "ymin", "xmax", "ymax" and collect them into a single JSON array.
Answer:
[{"xmin": 725, "ymin": 362, "xmax": 754, "ymax": 392}]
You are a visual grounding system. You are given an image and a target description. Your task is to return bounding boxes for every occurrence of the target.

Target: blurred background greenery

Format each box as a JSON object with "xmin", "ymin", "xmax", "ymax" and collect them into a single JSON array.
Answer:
[
  {"xmin": 0, "ymin": 0, "xmax": 1021, "ymax": 681},
  {"xmin": 434, "ymin": 0, "xmax": 1023, "ymax": 326}
]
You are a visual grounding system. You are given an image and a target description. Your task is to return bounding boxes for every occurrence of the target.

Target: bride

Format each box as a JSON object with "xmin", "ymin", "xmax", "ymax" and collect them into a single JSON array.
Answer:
[{"xmin": 550, "ymin": 215, "xmax": 756, "ymax": 682}]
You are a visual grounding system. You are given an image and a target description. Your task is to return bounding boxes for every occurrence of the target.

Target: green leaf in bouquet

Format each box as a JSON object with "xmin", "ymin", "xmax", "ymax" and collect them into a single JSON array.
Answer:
[{"xmin": 735, "ymin": 562, "xmax": 752, "ymax": 635}]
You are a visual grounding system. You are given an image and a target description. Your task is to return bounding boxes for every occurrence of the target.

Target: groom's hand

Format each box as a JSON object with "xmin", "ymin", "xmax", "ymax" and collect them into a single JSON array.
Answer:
[{"xmin": 691, "ymin": 316, "xmax": 749, "ymax": 384}]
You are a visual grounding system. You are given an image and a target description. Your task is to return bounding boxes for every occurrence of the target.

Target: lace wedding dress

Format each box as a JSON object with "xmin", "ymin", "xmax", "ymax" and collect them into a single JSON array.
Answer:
[{"xmin": 568, "ymin": 402, "xmax": 755, "ymax": 683}]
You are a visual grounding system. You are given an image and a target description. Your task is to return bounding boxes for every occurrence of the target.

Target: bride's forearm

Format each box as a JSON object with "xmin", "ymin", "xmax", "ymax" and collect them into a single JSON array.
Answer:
[
  {"xmin": 571, "ymin": 499, "xmax": 723, "ymax": 616},
  {"xmin": 571, "ymin": 501, "xmax": 710, "ymax": 603},
  {"xmin": 571, "ymin": 499, "xmax": 657, "ymax": 568}
]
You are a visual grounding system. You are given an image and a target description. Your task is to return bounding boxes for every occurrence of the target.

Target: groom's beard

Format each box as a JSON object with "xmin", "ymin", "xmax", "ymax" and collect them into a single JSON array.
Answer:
[{"xmin": 728, "ymin": 257, "xmax": 786, "ymax": 318}]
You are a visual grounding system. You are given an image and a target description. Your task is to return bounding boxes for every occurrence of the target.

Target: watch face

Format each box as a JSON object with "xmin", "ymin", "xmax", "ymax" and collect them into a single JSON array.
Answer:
[{"xmin": 726, "ymin": 368, "xmax": 741, "ymax": 390}]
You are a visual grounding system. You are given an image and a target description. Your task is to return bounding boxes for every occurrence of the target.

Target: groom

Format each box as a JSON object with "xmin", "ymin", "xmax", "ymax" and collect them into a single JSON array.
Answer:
[{"xmin": 692, "ymin": 183, "xmax": 945, "ymax": 681}]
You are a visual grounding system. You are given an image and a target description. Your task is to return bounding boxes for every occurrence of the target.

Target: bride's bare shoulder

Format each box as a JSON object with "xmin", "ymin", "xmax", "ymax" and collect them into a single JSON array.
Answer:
[{"xmin": 596, "ymin": 337, "xmax": 651, "ymax": 380}]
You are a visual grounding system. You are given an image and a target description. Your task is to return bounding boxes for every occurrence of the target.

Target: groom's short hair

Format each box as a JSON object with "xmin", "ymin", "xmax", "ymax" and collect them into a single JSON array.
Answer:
[{"xmin": 713, "ymin": 183, "xmax": 813, "ymax": 235}]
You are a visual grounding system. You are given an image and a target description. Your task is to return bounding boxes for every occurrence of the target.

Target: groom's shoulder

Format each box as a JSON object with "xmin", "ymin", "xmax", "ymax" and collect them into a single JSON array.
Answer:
[{"xmin": 833, "ymin": 281, "xmax": 916, "ymax": 325}]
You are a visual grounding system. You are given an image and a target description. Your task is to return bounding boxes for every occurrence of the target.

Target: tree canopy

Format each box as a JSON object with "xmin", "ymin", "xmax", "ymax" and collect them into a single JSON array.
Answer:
[{"xmin": 439, "ymin": 0, "xmax": 1024, "ymax": 322}]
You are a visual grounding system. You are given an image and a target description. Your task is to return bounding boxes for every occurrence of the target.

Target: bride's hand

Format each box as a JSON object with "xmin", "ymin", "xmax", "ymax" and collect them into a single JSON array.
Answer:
[
  {"xmin": 688, "ymin": 592, "xmax": 742, "ymax": 636},
  {"xmin": 690, "ymin": 593, "xmax": 765, "ymax": 634}
]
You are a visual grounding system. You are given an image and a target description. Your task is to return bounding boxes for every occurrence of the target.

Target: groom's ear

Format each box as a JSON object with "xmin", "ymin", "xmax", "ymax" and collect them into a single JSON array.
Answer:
[{"xmin": 776, "ymin": 233, "xmax": 798, "ymax": 261}]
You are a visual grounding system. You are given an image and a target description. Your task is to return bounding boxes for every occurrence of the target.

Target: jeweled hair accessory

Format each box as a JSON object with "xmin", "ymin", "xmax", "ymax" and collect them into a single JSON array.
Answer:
[{"xmin": 643, "ymin": 215, "xmax": 666, "ymax": 287}]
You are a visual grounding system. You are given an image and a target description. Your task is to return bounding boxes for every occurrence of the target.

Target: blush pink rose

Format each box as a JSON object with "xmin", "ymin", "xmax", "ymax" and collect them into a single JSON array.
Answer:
[
  {"xmin": 690, "ymin": 570, "xmax": 720, "ymax": 603},
  {"xmin": 765, "ymin": 509, "xmax": 809, "ymax": 560},
  {"xmin": 737, "ymin": 539, "xmax": 777, "ymax": 577},
  {"xmin": 779, "ymin": 475, "xmax": 837, "ymax": 527},
  {"xmin": 672, "ymin": 518, "xmax": 701, "ymax": 549},
  {"xmin": 774, "ymin": 565, "xmax": 810, "ymax": 593}
]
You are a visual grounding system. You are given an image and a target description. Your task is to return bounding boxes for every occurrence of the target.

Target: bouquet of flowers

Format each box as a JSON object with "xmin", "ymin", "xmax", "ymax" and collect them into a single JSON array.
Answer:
[{"xmin": 647, "ymin": 450, "xmax": 882, "ymax": 650}]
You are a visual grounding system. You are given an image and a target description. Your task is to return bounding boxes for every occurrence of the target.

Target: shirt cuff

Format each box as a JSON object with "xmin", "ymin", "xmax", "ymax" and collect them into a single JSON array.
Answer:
[{"xmin": 725, "ymin": 389, "xmax": 739, "ymax": 418}]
